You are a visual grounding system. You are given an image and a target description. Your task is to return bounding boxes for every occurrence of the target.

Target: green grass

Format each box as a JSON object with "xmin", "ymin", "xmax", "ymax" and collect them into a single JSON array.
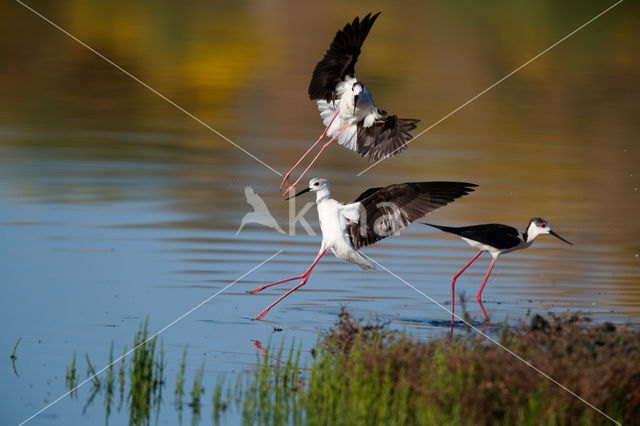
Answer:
[
  {"xmin": 10, "ymin": 336, "xmax": 21, "ymax": 377},
  {"xmin": 65, "ymin": 352, "xmax": 78, "ymax": 399},
  {"xmin": 190, "ymin": 358, "xmax": 206, "ymax": 425},
  {"xmin": 65, "ymin": 320, "xmax": 166, "ymax": 426},
  {"xmin": 175, "ymin": 344, "xmax": 188, "ymax": 423},
  {"xmin": 65, "ymin": 312, "xmax": 640, "ymax": 425},
  {"xmin": 236, "ymin": 310, "xmax": 639, "ymax": 425}
]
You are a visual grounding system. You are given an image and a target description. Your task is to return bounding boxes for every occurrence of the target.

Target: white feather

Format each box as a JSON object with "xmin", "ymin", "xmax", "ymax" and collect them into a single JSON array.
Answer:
[
  {"xmin": 316, "ymin": 100, "xmax": 358, "ymax": 152},
  {"xmin": 336, "ymin": 125, "xmax": 358, "ymax": 151},
  {"xmin": 317, "ymin": 100, "xmax": 338, "ymax": 127},
  {"xmin": 340, "ymin": 203, "xmax": 361, "ymax": 224}
]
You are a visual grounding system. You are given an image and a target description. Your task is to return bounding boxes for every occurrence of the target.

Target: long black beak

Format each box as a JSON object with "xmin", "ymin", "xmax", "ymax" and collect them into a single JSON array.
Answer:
[
  {"xmin": 285, "ymin": 186, "xmax": 311, "ymax": 201},
  {"xmin": 550, "ymin": 230, "xmax": 573, "ymax": 246},
  {"xmin": 353, "ymin": 95, "xmax": 358, "ymax": 114}
]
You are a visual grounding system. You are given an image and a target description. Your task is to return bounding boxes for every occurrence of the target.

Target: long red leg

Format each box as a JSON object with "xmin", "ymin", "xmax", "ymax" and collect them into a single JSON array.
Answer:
[
  {"xmin": 282, "ymin": 123, "xmax": 350, "ymax": 196},
  {"xmin": 252, "ymin": 249, "xmax": 327, "ymax": 320},
  {"xmin": 247, "ymin": 274, "xmax": 304, "ymax": 294},
  {"xmin": 450, "ymin": 251, "xmax": 482, "ymax": 325},
  {"xmin": 247, "ymin": 248, "xmax": 326, "ymax": 294},
  {"xmin": 280, "ymin": 109, "xmax": 340, "ymax": 190},
  {"xmin": 476, "ymin": 257, "xmax": 497, "ymax": 323},
  {"xmin": 477, "ymin": 299, "xmax": 489, "ymax": 325}
]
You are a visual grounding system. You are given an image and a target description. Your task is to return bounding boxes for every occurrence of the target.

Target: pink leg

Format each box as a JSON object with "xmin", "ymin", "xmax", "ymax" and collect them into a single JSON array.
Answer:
[
  {"xmin": 450, "ymin": 251, "xmax": 482, "ymax": 325},
  {"xmin": 282, "ymin": 123, "xmax": 350, "ymax": 196},
  {"xmin": 477, "ymin": 299, "xmax": 489, "ymax": 325},
  {"xmin": 247, "ymin": 248, "xmax": 326, "ymax": 294},
  {"xmin": 252, "ymin": 249, "xmax": 327, "ymax": 320},
  {"xmin": 476, "ymin": 257, "xmax": 497, "ymax": 323},
  {"xmin": 280, "ymin": 109, "xmax": 340, "ymax": 190}
]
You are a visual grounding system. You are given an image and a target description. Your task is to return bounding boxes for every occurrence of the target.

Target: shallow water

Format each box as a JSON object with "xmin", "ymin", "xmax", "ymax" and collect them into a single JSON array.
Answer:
[{"xmin": 2, "ymin": 1, "xmax": 639, "ymax": 424}]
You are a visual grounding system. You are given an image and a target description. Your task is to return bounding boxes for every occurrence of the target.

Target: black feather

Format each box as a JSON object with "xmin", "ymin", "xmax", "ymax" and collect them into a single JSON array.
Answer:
[
  {"xmin": 357, "ymin": 114, "xmax": 419, "ymax": 161},
  {"xmin": 350, "ymin": 182, "xmax": 477, "ymax": 249},
  {"xmin": 424, "ymin": 223, "xmax": 522, "ymax": 250},
  {"xmin": 308, "ymin": 13, "xmax": 381, "ymax": 101}
]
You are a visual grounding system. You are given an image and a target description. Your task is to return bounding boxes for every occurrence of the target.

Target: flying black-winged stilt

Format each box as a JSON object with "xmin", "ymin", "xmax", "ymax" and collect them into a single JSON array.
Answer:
[
  {"xmin": 423, "ymin": 218, "xmax": 573, "ymax": 325},
  {"xmin": 250, "ymin": 177, "xmax": 477, "ymax": 320},
  {"xmin": 280, "ymin": 13, "xmax": 420, "ymax": 196}
]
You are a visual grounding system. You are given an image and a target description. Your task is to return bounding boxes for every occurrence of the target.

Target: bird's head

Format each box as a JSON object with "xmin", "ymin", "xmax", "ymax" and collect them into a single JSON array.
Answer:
[
  {"xmin": 352, "ymin": 82, "xmax": 364, "ymax": 95},
  {"xmin": 525, "ymin": 217, "xmax": 573, "ymax": 245},
  {"xmin": 352, "ymin": 82, "xmax": 364, "ymax": 114},
  {"xmin": 285, "ymin": 177, "xmax": 330, "ymax": 200}
]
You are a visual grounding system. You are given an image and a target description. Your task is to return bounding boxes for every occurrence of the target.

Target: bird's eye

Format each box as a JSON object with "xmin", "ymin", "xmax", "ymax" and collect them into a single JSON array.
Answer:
[
  {"xmin": 541, "ymin": 223, "xmax": 547, "ymax": 228},
  {"xmin": 314, "ymin": 182, "xmax": 320, "ymax": 186}
]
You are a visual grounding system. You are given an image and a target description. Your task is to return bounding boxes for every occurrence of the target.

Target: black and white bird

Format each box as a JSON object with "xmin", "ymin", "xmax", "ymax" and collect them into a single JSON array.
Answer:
[
  {"xmin": 423, "ymin": 218, "xmax": 573, "ymax": 324},
  {"xmin": 281, "ymin": 13, "xmax": 419, "ymax": 195},
  {"xmin": 250, "ymin": 177, "xmax": 477, "ymax": 319}
]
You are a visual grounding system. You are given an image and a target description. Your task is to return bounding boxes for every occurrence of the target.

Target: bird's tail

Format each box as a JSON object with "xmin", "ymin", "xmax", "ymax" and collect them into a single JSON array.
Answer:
[{"xmin": 350, "ymin": 251, "xmax": 375, "ymax": 270}]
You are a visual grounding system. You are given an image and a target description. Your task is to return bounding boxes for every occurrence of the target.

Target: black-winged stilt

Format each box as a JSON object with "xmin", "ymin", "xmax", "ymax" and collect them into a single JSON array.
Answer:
[
  {"xmin": 280, "ymin": 13, "xmax": 420, "ymax": 195},
  {"xmin": 250, "ymin": 178, "xmax": 477, "ymax": 319},
  {"xmin": 423, "ymin": 218, "xmax": 573, "ymax": 324}
]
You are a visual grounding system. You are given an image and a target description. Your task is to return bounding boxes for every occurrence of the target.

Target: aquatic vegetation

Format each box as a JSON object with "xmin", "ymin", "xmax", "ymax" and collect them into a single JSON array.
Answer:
[
  {"xmin": 65, "ymin": 352, "xmax": 78, "ymax": 399},
  {"xmin": 189, "ymin": 359, "xmax": 206, "ymax": 425},
  {"xmin": 241, "ymin": 339, "xmax": 304, "ymax": 425},
  {"xmin": 211, "ymin": 377, "xmax": 227, "ymax": 425},
  {"xmin": 65, "ymin": 320, "xmax": 166, "ymax": 425},
  {"xmin": 256, "ymin": 312, "xmax": 640, "ymax": 424},
  {"xmin": 65, "ymin": 312, "xmax": 640, "ymax": 425},
  {"xmin": 118, "ymin": 345, "xmax": 126, "ymax": 410},
  {"xmin": 10, "ymin": 336, "xmax": 20, "ymax": 377},
  {"xmin": 128, "ymin": 319, "xmax": 162, "ymax": 426},
  {"xmin": 175, "ymin": 345, "xmax": 188, "ymax": 416},
  {"xmin": 105, "ymin": 342, "xmax": 115, "ymax": 424},
  {"xmin": 82, "ymin": 354, "xmax": 101, "ymax": 414},
  {"xmin": 235, "ymin": 310, "xmax": 640, "ymax": 425}
]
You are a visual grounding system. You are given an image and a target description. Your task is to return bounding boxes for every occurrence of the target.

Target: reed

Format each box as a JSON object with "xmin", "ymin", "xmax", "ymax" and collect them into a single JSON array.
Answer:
[
  {"xmin": 64, "ymin": 311, "xmax": 640, "ymax": 425},
  {"xmin": 238, "ymin": 310, "xmax": 639, "ymax": 425}
]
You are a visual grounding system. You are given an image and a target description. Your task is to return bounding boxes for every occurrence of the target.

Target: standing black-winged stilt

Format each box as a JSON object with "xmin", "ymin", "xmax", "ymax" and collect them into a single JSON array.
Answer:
[
  {"xmin": 250, "ymin": 178, "xmax": 477, "ymax": 319},
  {"xmin": 280, "ymin": 13, "xmax": 420, "ymax": 196},
  {"xmin": 423, "ymin": 218, "xmax": 573, "ymax": 325}
]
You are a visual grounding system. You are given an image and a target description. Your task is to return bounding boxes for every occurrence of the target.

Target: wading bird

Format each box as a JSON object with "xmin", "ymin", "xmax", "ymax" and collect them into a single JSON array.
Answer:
[
  {"xmin": 281, "ymin": 13, "xmax": 419, "ymax": 195},
  {"xmin": 250, "ymin": 178, "xmax": 477, "ymax": 319},
  {"xmin": 423, "ymin": 218, "xmax": 573, "ymax": 324}
]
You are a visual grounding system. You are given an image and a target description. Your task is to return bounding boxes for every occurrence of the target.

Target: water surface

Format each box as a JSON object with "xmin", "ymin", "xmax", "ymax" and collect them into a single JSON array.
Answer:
[{"xmin": 2, "ymin": 1, "xmax": 639, "ymax": 424}]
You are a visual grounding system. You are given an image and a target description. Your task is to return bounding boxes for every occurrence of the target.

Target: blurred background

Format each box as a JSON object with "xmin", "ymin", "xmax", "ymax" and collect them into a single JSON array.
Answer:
[{"xmin": 1, "ymin": 0, "xmax": 639, "ymax": 424}]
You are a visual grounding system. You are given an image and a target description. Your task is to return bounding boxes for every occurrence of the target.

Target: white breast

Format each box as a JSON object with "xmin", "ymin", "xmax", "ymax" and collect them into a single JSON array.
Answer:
[
  {"xmin": 317, "ymin": 199, "xmax": 346, "ymax": 248},
  {"xmin": 316, "ymin": 199, "xmax": 374, "ymax": 269}
]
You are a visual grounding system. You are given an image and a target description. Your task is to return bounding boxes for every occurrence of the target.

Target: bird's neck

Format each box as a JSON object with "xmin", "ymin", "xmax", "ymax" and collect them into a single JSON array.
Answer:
[
  {"xmin": 522, "ymin": 231, "xmax": 537, "ymax": 245},
  {"xmin": 315, "ymin": 188, "xmax": 331, "ymax": 204}
]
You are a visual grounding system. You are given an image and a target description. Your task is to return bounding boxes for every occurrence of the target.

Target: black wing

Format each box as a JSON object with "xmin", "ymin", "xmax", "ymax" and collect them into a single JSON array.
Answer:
[
  {"xmin": 308, "ymin": 13, "xmax": 381, "ymax": 101},
  {"xmin": 424, "ymin": 223, "xmax": 521, "ymax": 250},
  {"xmin": 350, "ymin": 182, "xmax": 477, "ymax": 249},
  {"xmin": 357, "ymin": 112, "xmax": 419, "ymax": 161}
]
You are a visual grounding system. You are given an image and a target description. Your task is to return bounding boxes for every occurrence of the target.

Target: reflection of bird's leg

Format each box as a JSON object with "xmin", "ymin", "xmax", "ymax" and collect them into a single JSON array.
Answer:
[
  {"xmin": 282, "ymin": 123, "xmax": 350, "ymax": 196},
  {"xmin": 476, "ymin": 257, "xmax": 497, "ymax": 323},
  {"xmin": 450, "ymin": 251, "xmax": 482, "ymax": 325},
  {"xmin": 280, "ymin": 109, "xmax": 340, "ymax": 191},
  {"xmin": 251, "ymin": 248, "xmax": 327, "ymax": 320}
]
